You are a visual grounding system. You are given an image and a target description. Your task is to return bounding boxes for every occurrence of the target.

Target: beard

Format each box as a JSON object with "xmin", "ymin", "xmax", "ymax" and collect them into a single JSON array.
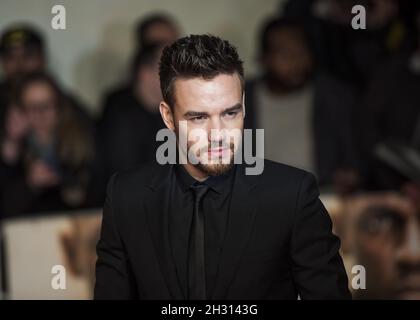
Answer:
[
  {"xmin": 174, "ymin": 121, "xmax": 241, "ymax": 177},
  {"xmin": 196, "ymin": 157, "xmax": 234, "ymax": 176},
  {"xmin": 191, "ymin": 141, "xmax": 236, "ymax": 176}
]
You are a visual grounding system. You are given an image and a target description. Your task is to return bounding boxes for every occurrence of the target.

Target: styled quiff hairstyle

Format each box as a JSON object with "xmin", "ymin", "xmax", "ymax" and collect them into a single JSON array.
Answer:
[{"xmin": 159, "ymin": 34, "xmax": 244, "ymax": 107}]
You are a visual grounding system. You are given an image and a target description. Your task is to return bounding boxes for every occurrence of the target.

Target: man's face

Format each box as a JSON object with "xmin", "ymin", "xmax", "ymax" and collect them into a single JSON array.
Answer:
[
  {"xmin": 144, "ymin": 22, "xmax": 179, "ymax": 46},
  {"xmin": 263, "ymin": 27, "xmax": 313, "ymax": 90},
  {"xmin": 135, "ymin": 53, "xmax": 163, "ymax": 109},
  {"xmin": 163, "ymin": 73, "xmax": 244, "ymax": 177},
  {"xmin": 1, "ymin": 46, "xmax": 44, "ymax": 82},
  {"xmin": 22, "ymin": 81, "xmax": 58, "ymax": 137},
  {"xmin": 347, "ymin": 194, "xmax": 420, "ymax": 299}
]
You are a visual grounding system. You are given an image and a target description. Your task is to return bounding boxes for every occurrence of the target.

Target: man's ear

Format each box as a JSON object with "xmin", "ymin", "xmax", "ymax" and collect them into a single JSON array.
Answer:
[{"xmin": 159, "ymin": 101, "xmax": 175, "ymax": 131}]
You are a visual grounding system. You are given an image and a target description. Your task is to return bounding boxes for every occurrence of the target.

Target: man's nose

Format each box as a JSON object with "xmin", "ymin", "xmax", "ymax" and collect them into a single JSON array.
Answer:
[
  {"xmin": 396, "ymin": 219, "xmax": 420, "ymax": 268},
  {"xmin": 208, "ymin": 118, "xmax": 224, "ymax": 142}
]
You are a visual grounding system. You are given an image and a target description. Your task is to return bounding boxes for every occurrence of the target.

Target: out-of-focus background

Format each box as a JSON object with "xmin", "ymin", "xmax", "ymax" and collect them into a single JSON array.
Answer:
[
  {"xmin": 1, "ymin": 0, "xmax": 420, "ymax": 300},
  {"xmin": 0, "ymin": 0, "xmax": 279, "ymax": 114}
]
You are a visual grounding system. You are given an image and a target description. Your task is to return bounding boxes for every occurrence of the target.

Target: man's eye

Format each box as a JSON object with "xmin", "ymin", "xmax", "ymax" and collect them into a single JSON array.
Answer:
[
  {"xmin": 190, "ymin": 116, "xmax": 206, "ymax": 122},
  {"xmin": 358, "ymin": 207, "xmax": 404, "ymax": 235},
  {"xmin": 224, "ymin": 111, "xmax": 238, "ymax": 119}
]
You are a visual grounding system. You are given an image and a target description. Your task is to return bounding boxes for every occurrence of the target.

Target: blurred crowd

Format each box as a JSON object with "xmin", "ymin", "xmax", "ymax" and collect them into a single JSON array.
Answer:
[
  {"xmin": 0, "ymin": 0, "xmax": 420, "ymax": 217},
  {"xmin": 1, "ymin": 0, "xmax": 420, "ymax": 299},
  {"xmin": 0, "ymin": 14, "xmax": 179, "ymax": 216}
]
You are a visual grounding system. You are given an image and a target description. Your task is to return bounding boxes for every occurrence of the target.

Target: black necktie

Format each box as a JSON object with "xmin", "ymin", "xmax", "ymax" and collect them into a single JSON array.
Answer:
[{"xmin": 188, "ymin": 182, "xmax": 209, "ymax": 299}]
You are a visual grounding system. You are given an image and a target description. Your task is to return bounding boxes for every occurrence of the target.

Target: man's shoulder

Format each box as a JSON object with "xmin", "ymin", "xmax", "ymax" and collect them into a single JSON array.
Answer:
[
  {"xmin": 111, "ymin": 161, "xmax": 167, "ymax": 190},
  {"xmin": 252, "ymin": 159, "xmax": 314, "ymax": 186},
  {"xmin": 109, "ymin": 159, "xmax": 316, "ymax": 192}
]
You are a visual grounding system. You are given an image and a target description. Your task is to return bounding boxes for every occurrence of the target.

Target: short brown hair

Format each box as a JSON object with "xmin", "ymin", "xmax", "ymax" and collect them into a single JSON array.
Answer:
[{"xmin": 159, "ymin": 34, "xmax": 244, "ymax": 107}]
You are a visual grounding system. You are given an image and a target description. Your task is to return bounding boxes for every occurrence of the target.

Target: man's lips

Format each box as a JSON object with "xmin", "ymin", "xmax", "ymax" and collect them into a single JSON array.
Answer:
[{"xmin": 207, "ymin": 147, "xmax": 229, "ymax": 157}]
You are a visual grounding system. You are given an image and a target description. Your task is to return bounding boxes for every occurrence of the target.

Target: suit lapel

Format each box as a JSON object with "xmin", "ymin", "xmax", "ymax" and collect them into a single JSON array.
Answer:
[
  {"xmin": 211, "ymin": 164, "xmax": 259, "ymax": 299},
  {"xmin": 145, "ymin": 164, "xmax": 184, "ymax": 299},
  {"xmin": 144, "ymin": 162, "xmax": 260, "ymax": 300}
]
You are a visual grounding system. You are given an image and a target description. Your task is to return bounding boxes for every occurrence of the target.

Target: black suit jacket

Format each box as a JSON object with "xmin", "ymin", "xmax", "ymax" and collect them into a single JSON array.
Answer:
[{"xmin": 94, "ymin": 159, "xmax": 351, "ymax": 300}]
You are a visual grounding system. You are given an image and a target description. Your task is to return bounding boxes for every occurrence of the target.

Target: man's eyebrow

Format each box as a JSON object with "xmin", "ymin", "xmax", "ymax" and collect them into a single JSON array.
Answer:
[
  {"xmin": 184, "ymin": 111, "xmax": 209, "ymax": 117},
  {"xmin": 183, "ymin": 103, "xmax": 243, "ymax": 117},
  {"xmin": 222, "ymin": 103, "xmax": 243, "ymax": 114}
]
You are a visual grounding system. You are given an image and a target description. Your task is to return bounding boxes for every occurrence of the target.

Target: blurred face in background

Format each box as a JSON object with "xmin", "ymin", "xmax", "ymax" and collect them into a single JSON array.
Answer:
[
  {"xmin": 346, "ymin": 194, "xmax": 420, "ymax": 299},
  {"xmin": 21, "ymin": 80, "xmax": 58, "ymax": 141},
  {"xmin": 143, "ymin": 21, "xmax": 179, "ymax": 47},
  {"xmin": 262, "ymin": 27, "xmax": 313, "ymax": 91},
  {"xmin": 1, "ymin": 46, "xmax": 44, "ymax": 83},
  {"xmin": 135, "ymin": 51, "xmax": 163, "ymax": 111},
  {"xmin": 161, "ymin": 73, "xmax": 243, "ymax": 179}
]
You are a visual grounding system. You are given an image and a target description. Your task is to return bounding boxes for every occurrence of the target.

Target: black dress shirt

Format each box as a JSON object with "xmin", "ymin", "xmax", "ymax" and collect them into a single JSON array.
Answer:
[{"xmin": 169, "ymin": 164, "xmax": 236, "ymax": 298}]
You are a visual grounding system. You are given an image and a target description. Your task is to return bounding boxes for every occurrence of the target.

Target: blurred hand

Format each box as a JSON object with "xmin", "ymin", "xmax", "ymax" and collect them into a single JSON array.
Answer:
[
  {"xmin": 5, "ymin": 106, "xmax": 29, "ymax": 142},
  {"xmin": 1, "ymin": 106, "xmax": 29, "ymax": 164},
  {"xmin": 27, "ymin": 160, "xmax": 61, "ymax": 188}
]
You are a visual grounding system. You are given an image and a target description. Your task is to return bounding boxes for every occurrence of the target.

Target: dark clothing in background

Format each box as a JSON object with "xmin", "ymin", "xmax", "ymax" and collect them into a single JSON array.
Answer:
[
  {"xmin": 0, "ymin": 157, "xmax": 90, "ymax": 219},
  {"xmin": 277, "ymin": 0, "xmax": 415, "ymax": 192},
  {"xmin": 100, "ymin": 85, "xmax": 164, "ymax": 170},
  {"xmin": 0, "ymin": 135, "xmax": 93, "ymax": 219},
  {"xmin": 245, "ymin": 73, "xmax": 359, "ymax": 187},
  {"xmin": 360, "ymin": 51, "xmax": 420, "ymax": 189},
  {"xmin": 0, "ymin": 156, "xmax": 64, "ymax": 218},
  {"xmin": 94, "ymin": 160, "xmax": 351, "ymax": 299},
  {"xmin": 93, "ymin": 85, "xmax": 164, "ymax": 203},
  {"xmin": 170, "ymin": 164, "xmax": 235, "ymax": 299},
  {"xmin": 0, "ymin": 81, "xmax": 11, "ymax": 134},
  {"xmin": 0, "ymin": 81, "xmax": 94, "ymax": 218},
  {"xmin": 281, "ymin": 0, "xmax": 411, "ymax": 88},
  {"xmin": 1, "ymin": 169, "xmax": 67, "ymax": 218}
]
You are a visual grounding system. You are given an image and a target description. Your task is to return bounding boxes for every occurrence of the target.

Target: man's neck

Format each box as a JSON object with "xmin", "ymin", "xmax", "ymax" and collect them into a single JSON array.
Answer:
[
  {"xmin": 264, "ymin": 78, "xmax": 290, "ymax": 96},
  {"xmin": 181, "ymin": 163, "xmax": 208, "ymax": 182},
  {"xmin": 263, "ymin": 74, "xmax": 305, "ymax": 96}
]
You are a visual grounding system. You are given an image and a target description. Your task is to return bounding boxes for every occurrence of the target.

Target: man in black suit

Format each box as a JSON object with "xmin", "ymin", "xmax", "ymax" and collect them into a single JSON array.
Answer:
[{"xmin": 94, "ymin": 34, "xmax": 351, "ymax": 300}]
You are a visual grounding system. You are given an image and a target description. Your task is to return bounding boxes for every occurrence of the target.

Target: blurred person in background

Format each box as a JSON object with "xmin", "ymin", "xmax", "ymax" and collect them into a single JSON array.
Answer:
[
  {"xmin": 359, "ymin": 6, "xmax": 420, "ymax": 190},
  {"xmin": 91, "ymin": 14, "xmax": 180, "ymax": 204},
  {"xmin": 0, "ymin": 26, "xmax": 45, "ymax": 135},
  {"xmin": 0, "ymin": 26, "xmax": 44, "ymax": 83},
  {"xmin": 0, "ymin": 73, "xmax": 93, "ymax": 218},
  {"xmin": 0, "ymin": 25, "xmax": 94, "ymax": 143},
  {"xmin": 135, "ymin": 13, "xmax": 180, "ymax": 49},
  {"xmin": 340, "ymin": 189, "xmax": 420, "ymax": 299},
  {"xmin": 246, "ymin": 17, "xmax": 360, "ymax": 194},
  {"xmin": 281, "ymin": 0, "xmax": 410, "ymax": 89},
  {"xmin": 101, "ymin": 12, "xmax": 180, "ymax": 118},
  {"xmin": 281, "ymin": 0, "xmax": 413, "ymax": 191},
  {"xmin": 337, "ymin": 142, "xmax": 420, "ymax": 299},
  {"xmin": 94, "ymin": 44, "xmax": 166, "ymax": 204}
]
